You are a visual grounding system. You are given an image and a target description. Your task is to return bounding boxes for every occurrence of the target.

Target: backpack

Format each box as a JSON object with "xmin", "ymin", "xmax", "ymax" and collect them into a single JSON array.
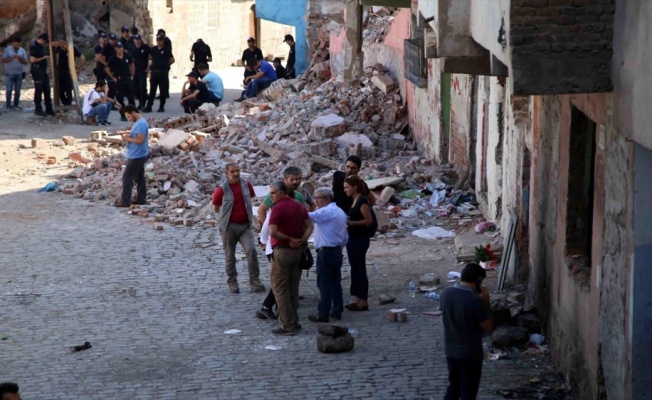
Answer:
[
  {"xmin": 368, "ymin": 207, "xmax": 378, "ymax": 238},
  {"xmin": 299, "ymin": 245, "xmax": 314, "ymax": 270}
]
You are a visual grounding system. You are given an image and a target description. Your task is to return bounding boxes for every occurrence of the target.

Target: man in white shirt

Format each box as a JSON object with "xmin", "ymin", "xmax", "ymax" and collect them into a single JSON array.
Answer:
[
  {"xmin": 82, "ymin": 80, "xmax": 118, "ymax": 125},
  {"xmin": 307, "ymin": 187, "xmax": 349, "ymax": 323}
]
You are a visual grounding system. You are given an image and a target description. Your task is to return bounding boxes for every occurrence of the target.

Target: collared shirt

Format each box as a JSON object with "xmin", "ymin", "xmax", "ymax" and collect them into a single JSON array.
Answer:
[
  {"xmin": 29, "ymin": 40, "xmax": 47, "ymax": 69},
  {"xmin": 56, "ymin": 46, "xmax": 81, "ymax": 73},
  {"xmin": 269, "ymin": 196, "xmax": 308, "ymax": 248},
  {"xmin": 3, "ymin": 46, "xmax": 27, "ymax": 75},
  {"xmin": 130, "ymin": 44, "xmax": 150, "ymax": 71},
  {"xmin": 126, "ymin": 117, "xmax": 149, "ymax": 159},
  {"xmin": 201, "ymin": 71, "xmax": 223, "ymax": 100},
  {"xmin": 151, "ymin": 45, "xmax": 173, "ymax": 71},
  {"xmin": 309, "ymin": 202, "xmax": 348, "ymax": 250},
  {"xmin": 258, "ymin": 60, "xmax": 277, "ymax": 81},
  {"xmin": 107, "ymin": 53, "xmax": 133, "ymax": 79}
]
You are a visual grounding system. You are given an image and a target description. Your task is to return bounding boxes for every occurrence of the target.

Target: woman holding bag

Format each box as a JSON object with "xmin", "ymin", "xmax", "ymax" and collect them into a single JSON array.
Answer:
[{"xmin": 343, "ymin": 176, "xmax": 373, "ymax": 311}]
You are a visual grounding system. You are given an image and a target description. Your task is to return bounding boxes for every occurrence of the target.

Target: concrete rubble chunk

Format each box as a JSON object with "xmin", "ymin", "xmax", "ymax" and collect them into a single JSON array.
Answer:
[
  {"xmin": 317, "ymin": 333, "xmax": 354, "ymax": 354},
  {"xmin": 317, "ymin": 324, "xmax": 349, "ymax": 337},
  {"xmin": 371, "ymin": 73, "xmax": 396, "ymax": 94},
  {"xmin": 310, "ymin": 114, "xmax": 347, "ymax": 138},
  {"xmin": 491, "ymin": 326, "xmax": 530, "ymax": 348},
  {"xmin": 158, "ymin": 129, "xmax": 192, "ymax": 150}
]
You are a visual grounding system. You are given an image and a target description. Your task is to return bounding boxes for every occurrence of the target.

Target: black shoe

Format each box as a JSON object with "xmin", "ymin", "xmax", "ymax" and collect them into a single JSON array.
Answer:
[
  {"xmin": 137, "ymin": 105, "xmax": 143, "ymax": 110},
  {"xmin": 154, "ymin": 95, "xmax": 161, "ymax": 100},
  {"xmin": 120, "ymin": 116, "xmax": 128, "ymax": 122},
  {"xmin": 157, "ymin": 106, "xmax": 165, "ymax": 113},
  {"xmin": 131, "ymin": 198, "xmax": 148, "ymax": 205},
  {"xmin": 295, "ymin": 323, "xmax": 302, "ymax": 331},
  {"xmin": 234, "ymin": 96, "xmax": 245, "ymax": 103},
  {"xmin": 308, "ymin": 315, "xmax": 329, "ymax": 323},
  {"xmin": 45, "ymin": 109, "xmax": 55, "ymax": 116},
  {"xmin": 329, "ymin": 313, "xmax": 342, "ymax": 320},
  {"xmin": 142, "ymin": 107, "xmax": 152, "ymax": 113},
  {"xmin": 271, "ymin": 328, "xmax": 296, "ymax": 336},
  {"xmin": 256, "ymin": 307, "xmax": 277, "ymax": 320},
  {"xmin": 34, "ymin": 110, "xmax": 47, "ymax": 117}
]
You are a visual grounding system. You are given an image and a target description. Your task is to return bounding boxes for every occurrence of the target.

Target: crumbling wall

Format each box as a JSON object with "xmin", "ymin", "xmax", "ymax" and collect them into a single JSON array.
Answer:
[
  {"xmin": 307, "ymin": 0, "xmax": 343, "ymax": 66},
  {"xmin": 449, "ymin": 74, "xmax": 473, "ymax": 179},
  {"xmin": 258, "ymin": 19, "xmax": 294, "ymax": 62},
  {"xmin": 0, "ymin": 0, "xmax": 37, "ymax": 46},
  {"xmin": 406, "ymin": 59, "xmax": 443, "ymax": 162}
]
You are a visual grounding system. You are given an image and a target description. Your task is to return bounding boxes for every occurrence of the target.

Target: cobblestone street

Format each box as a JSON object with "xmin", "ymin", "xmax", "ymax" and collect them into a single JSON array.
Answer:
[{"xmin": 0, "ymin": 187, "xmax": 555, "ymax": 399}]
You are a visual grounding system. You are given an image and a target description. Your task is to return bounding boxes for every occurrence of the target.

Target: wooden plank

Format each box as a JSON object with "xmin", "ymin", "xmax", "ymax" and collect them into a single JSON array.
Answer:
[
  {"xmin": 62, "ymin": 0, "xmax": 83, "ymax": 121},
  {"xmin": 498, "ymin": 210, "xmax": 518, "ymax": 291},
  {"xmin": 360, "ymin": 0, "xmax": 410, "ymax": 8},
  {"xmin": 365, "ymin": 176, "xmax": 405, "ymax": 190},
  {"xmin": 45, "ymin": 0, "xmax": 58, "ymax": 107}
]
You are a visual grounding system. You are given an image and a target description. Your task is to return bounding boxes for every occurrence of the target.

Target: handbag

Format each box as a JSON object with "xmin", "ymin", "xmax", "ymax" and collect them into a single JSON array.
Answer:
[{"xmin": 299, "ymin": 245, "xmax": 314, "ymax": 270}]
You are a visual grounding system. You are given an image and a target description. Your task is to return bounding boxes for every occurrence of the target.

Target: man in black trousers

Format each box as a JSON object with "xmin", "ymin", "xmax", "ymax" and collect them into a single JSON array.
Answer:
[
  {"xmin": 143, "ymin": 34, "xmax": 174, "ymax": 113},
  {"xmin": 29, "ymin": 33, "xmax": 54, "ymax": 117},
  {"xmin": 130, "ymin": 34, "xmax": 150, "ymax": 110},
  {"xmin": 105, "ymin": 42, "xmax": 135, "ymax": 122}
]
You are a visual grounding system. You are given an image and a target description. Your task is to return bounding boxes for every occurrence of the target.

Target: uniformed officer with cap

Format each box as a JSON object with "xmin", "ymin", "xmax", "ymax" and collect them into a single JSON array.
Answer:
[
  {"xmin": 100, "ymin": 33, "xmax": 119, "ymax": 101},
  {"xmin": 283, "ymin": 34, "xmax": 296, "ymax": 79},
  {"xmin": 143, "ymin": 34, "xmax": 175, "ymax": 113},
  {"xmin": 241, "ymin": 37, "xmax": 263, "ymax": 84},
  {"xmin": 119, "ymin": 26, "xmax": 130, "ymax": 48},
  {"xmin": 106, "ymin": 41, "xmax": 135, "ymax": 121},
  {"xmin": 130, "ymin": 34, "xmax": 150, "ymax": 110},
  {"xmin": 93, "ymin": 32, "xmax": 108, "ymax": 81},
  {"xmin": 54, "ymin": 38, "xmax": 84, "ymax": 106},
  {"xmin": 29, "ymin": 32, "xmax": 54, "ymax": 117},
  {"xmin": 190, "ymin": 38, "xmax": 212, "ymax": 70}
]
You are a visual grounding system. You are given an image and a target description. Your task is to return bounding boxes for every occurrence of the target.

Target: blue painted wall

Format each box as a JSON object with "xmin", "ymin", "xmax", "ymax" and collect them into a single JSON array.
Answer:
[{"xmin": 256, "ymin": 0, "xmax": 307, "ymax": 75}]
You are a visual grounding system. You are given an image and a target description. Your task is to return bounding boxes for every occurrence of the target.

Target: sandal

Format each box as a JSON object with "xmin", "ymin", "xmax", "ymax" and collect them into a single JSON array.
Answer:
[{"xmin": 347, "ymin": 304, "xmax": 369, "ymax": 312}]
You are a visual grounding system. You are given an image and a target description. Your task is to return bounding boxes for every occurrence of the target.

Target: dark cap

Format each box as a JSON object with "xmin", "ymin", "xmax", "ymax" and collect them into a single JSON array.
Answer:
[
  {"xmin": 196, "ymin": 63, "xmax": 208, "ymax": 71},
  {"xmin": 196, "ymin": 38, "xmax": 203, "ymax": 42},
  {"xmin": 99, "ymin": 32, "xmax": 107, "ymax": 38},
  {"xmin": 133, "ymin": 34, "xmax": 142, "ymax": 40},
  {"xmin": 121, "ymin": 25, "xmax": 129, "ymax": 32},
  {"xmin": 157, "ymin": 29, "xmax": 166, "ymax": 34},
  {"xmin": 130, "ymin": 27, "xmax": 139, "ymax": 35},
  {"xmin": 38, "ymin": 33, "xmax": 49, "ymax": 41},
  {"xmin": 115, "ymin": 42, "xmax": 124, "ymax": 48},
  {"xmin": 283, "ymin": 34, "xmax": 294, "ymax": 43},
  {"xmin": 156, "ymin": 34, "xmax": 165, "ymax": 41},
  {"xmin": 96, "ymin": 80, "xmax": 107, "ymax": 87},
  {"xmin": 108, "ymin": 33, "xmax": 117, "ymax": 40},
  {"xmin": 186, "ymin": 71, "xmax": 199, "ymax": 78},
  {"xmin": 247, "ymin": 37, "xmax": 255, "ymax": 43}
]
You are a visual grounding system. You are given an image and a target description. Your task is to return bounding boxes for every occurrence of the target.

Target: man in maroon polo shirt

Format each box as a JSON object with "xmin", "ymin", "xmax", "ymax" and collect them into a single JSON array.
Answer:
[
  {"xmin": 268, "ymin": 180, "xmax": 313, "ymax": 335},
  {"xmin": 212, "ymin": 163, "xmax": 265, "ymax": 294}
]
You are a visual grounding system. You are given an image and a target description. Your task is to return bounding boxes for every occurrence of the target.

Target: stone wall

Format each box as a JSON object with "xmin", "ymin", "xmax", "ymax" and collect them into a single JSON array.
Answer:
[
  {"xmin": 0, "ymin": 0, "xmax": 37, "ymax": 46},
  {"xmin": 449, "ymin": 74, "xmax": 474, "ymax": 178},
  {"xmin": 510, "ymin": 0, "xmax": 615, "ymax": 95},
  {"xmin": 307, "ymin": 0, "xmax": 344, "ymax": 65},
  {"xmin": 406, "ymin": 58, "xmax": 443, "ymax": 162}
]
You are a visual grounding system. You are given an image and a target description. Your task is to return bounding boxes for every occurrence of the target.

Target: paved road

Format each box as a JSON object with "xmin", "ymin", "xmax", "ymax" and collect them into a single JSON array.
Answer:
[{"xmin": 0, "ymin": 187, "xmax": 554, "ymax": 399}]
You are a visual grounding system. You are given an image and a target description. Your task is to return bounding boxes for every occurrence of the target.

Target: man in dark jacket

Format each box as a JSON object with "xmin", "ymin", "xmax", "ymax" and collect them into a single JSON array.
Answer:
[
  {"xmin": 29, "ymin": 33, "xmax": 54, "ymax": 116},
  {"xmin": 241, "ymin": 37, "xmax": 263, "ymax": 84},
  {"xmin": 283, "ymin": 34, "xmax": 296, "ymax": 78}
]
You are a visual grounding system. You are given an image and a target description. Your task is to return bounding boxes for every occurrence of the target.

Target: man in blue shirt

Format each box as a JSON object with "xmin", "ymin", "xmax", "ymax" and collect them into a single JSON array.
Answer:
[
  {"xmin": 197, "ymin": 63, "xmax": 223, "ymax": 104},
  {"xmin": 115, "ymin": 104, "xmax": 149, "ymax": 207},
  {"xmin": 236, "ymin": 58, "xmax": 277, "ymax": 102},
  {"xmin": 307, "ymin": 187, "xmax": 348, "ymax": 323},
  {"xmin": 2, "ymin": 37, "xmax": 28, "ymax": 111}
]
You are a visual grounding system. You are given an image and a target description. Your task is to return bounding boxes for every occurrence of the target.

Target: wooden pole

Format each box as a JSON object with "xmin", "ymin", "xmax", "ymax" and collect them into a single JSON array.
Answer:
[
  {"xmin": 62, "ymin": 0, "xmax": 83, "ymax": 121},
  {"xmin": 45, "ymin": 0, "xmax": 59, "ymax": 107}
]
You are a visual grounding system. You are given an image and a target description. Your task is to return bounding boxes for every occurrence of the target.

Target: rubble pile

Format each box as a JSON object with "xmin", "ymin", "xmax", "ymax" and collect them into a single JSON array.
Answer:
[
  {"xmin": 363, "ymin": 6, "xmax": 398, "ymax": 46},
  {"xmin": 57, "ymin": 63, "xmax": 485, "ymax": 232}
]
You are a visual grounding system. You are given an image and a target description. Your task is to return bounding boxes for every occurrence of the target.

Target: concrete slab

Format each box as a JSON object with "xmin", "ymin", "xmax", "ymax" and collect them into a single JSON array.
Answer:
[{"xmin": 366, "ymin": 176, "xmax": 405, "ymax": 190}]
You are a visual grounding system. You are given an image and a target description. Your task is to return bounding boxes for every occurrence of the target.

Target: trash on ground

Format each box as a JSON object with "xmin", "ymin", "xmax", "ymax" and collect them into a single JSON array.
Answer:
[
  {"xmin": 73, "ymin": 341, "xmax": 92, "ymax": 352},
  {"xmin": 264, "ymin": 345, "xmax": 282, "ymax": 351},
  {"xmin": 447, "ymin": 271, "xmax": 462, "ymax": 279},
  {"xmin": 423, "ymin": 292, "xmax": 438, "ymax": 299},
  {"xmin": 389, "ymin": 308, "xmax": 407, "ymax": 313},
  {"xmin": 388, "ymin": 310, "xmax": 409, "ymax": 322},
  {"xmin": 224, "ymin": 329, "xmax": 242, "ymax": 335},
  {"xmin": 377, "ymin": 294, "xmax": 397, "ymax": 304},
  {"xmin": 529, "ymin": 333, "xmax": 546, "ymax": 345},
  {"xmin": 422, "ymin": 310, "xmax": 442, "ymax": 317},
  {"xmin": 486, "ymin": 350, "xmax": 507, "ymax": 361},
  {"xmin": 412, "ymin": 226, "xmax": 455, "ymax": 239}
]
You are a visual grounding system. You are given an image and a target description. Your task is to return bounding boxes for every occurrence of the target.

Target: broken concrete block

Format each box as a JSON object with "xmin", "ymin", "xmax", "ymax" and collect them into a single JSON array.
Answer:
[
  {"xmin": 310, "ymin": 114, "xmax": 347, "ymax": 138},
  {"xmin": 317, "ymin": 324, "xmax": 349, "ymax": 338},
  {"xmin": 158, "ymin": 129, "xmax": 191, "ymax": 150},
  {"xmin": 388, "ymin": 311, "xmax": 409, "ymax": 322},
  {"xmin": 62, "ymin": 136, "xmax": 77, "ymax": 146},
  {"xmin": 336, "ymin": 132, "xmax": 374, "ymax": 150},
  {"xmin": 46, "ymin": 156, "xmax": 57, "ymax": 164},
  {"xmin": 183, "ymin": 180, "xmax": 200, "ymax": 192},
  {"xmin": 371, "ymin": 73, "xmax": 396, "ymax": 94},
  {"xmin": 317, "ymin": 333, "xmax": 354, "ymax": 353},
  {"xmin": 183, "ymin": 218, "xmax": 195, "ymax": 227},
  {"xmin": 262, "ymin": 80, "xmax": 287, "ymax": 102},
  {"xmin": 90, "ymin": 131, "xmax": 106, "ymax": 142},
  {"xmin": 69, "ymin": 152, "xmax": 92, "ymax": 164},
  {"xmin": 491, "ymin": 326, "xmax": 529, "ymax": 348},
  {"xmin": 375, "ymin": 186, "xmax": 395, "ymax": 207},
  {"xmin": 32, "ymin": 138, "xmax": 47, "ymax": 148},
  {"xmin": 105, "ymin": 135, "xmax": 124, "ymax": 144},
  {"xmin": 153, "ymin": 224, "xmax": 164, "ymax": 231},
  {"xmin": 377, "ymin": 294, "xmax": 397, "ymax": 305}
]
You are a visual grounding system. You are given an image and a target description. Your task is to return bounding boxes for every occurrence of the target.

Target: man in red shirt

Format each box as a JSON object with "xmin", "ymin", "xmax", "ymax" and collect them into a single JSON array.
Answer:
[
  {"xmin": 268, "ymin": 180, "xmax": 313, "ymax": 335},
  {"xmin": 212, "ymin": 163, "xmax": 265, "ymax": 294}
]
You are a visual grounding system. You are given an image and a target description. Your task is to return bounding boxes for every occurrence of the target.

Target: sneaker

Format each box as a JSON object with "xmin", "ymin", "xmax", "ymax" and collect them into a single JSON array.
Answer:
[
  {"xmin": 34, "ymin": 110, "xmax": 47, "ymax": 117},
  {"xmin": 271, "ymin": 328, "xmax": 296, "ymax": 336},
  {"xmin": 228, "ymin": 281, "xmax": 240, "ymax": 294},
  {"xmin": 234, "ymin": 96, "xmax": 245, "ymax": 103},
  {"xmin": 14, "ymin": 106, "xmax": 22, "ymax": 111},
  {"xmin": 308, "ymin": 315, "xmax": 329, "ymax": 323},
  {"xmin": 250, "ymin": 279, "xmax": 265, "ymax": 293},
  {"xmin": 256, "ymin": 307, "xmax": 277, "ymax": 320}
]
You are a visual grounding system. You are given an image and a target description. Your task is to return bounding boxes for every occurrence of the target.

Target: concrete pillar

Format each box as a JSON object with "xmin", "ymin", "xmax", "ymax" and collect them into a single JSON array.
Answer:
[{"xmin": 343, "ymin": 0, "xmax": 363, "ymax": 80}]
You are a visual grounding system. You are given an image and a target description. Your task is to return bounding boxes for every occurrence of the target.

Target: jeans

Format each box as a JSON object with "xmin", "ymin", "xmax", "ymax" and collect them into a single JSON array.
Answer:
[
  {"xmin": 121, "ymin": 156, "xmax": 148, "ymax": 205},
  {"xmin": 270, "ymin": 247, "xmax": 302, "ymax": 332},
  {"xmin": 182, "ymin": 97, "xmax": 204, "ymax": 114},
  {"xmin": 346, "ymin": 235, "xmax": 370, "ymax": 300},
  {"xmin": 85, "ymin": 103, "xmax": 111, "ymax": 123},
  {"xmin": 316, "ymin": 247, "xmax": 344, "ymax": 318},
  {"xmin": 220, "ymin": 223, "xmax": 260, "ymax": 284},
  {"xmin": 6, "ymin": 73, "xmax": 23, "ymax": 108},
  {"xmin": 444, "ymin": 357, "xmax": 483, "ymax": 400},
  {"xmin": 31, "ymin": 68, "xmax": 53, "ymax": 112},
  {"xmin": 148, "ymin": 70, "xmax": 169, "ymax": 107},
  {"xmin": 244, "ymin": 77, "xmax": 274, "ymax": 98}
]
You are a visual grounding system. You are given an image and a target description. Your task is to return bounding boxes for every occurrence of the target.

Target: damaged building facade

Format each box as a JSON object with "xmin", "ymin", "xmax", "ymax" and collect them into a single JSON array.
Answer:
[{"xmin": 321, "ymin": 0, "xmax": 649, "ymax": 398}]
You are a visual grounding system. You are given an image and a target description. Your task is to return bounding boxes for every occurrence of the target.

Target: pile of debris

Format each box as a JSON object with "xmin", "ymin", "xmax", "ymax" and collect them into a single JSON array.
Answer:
[
  {"xmin": 56, "ymin": 64, "xmax": 484, "ymax": 233},
  {"xmin": 363, "ymin": 6, "xmax": 399, "ymax": 46}
]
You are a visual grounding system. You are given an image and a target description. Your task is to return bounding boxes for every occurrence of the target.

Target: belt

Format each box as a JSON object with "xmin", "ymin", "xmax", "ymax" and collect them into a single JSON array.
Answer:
[{"xmin": 316, "ymin": 246, "xmax": 340, "ymax": 253}]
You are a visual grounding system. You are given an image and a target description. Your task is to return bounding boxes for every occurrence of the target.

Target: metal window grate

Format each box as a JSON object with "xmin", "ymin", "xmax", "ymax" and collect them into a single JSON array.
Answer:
[{"xmin": 404, "ymin": 38, "xmax": 427, "ymax": 88}]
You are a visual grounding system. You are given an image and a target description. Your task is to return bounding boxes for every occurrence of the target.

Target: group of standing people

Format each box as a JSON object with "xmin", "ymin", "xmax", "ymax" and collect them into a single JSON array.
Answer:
[{"xmin": 210, "ymin": 155, "xmax": 376, "ymax": 335}]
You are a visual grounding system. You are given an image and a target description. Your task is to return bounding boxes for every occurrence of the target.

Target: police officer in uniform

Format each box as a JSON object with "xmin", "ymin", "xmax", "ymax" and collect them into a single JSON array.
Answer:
[
  {"xmin": 55, "ymin": 40, "xmax": 83, "ymax": 106},
  {"xmin": 190, "ymin": 38, "xmax": 212, "ymax": 71},
  {"xmin": 93, "ymin": 32, "xmax": 107, "ymax": 81},
  {"xmin": 283, "ymin": 34, "xmax": 296, "ymax": 79},
  {"xmin": 29, "ymin": 33, "xmax": 54, "ymax": 117},
  {"xmin": 127, "ymin": 27, "xmax": 139, "ymax": 53},
  {"xmin": 241, "ymin": 37, "xmax": 263, "ymax": 84},
  {"xmin": 119, "ymin": 26, "xmax": 130, "ymax": 48},
  {"xmin": 143, "ymin": 34, "xmax": 174, "ymax": 113},
  {"xmin": 100, "ymin": 33, "xmax": 118, "ymax": 101},
  {"xmin": 130, "ymin": 34, "xmax": 150, "ymax": 110},
  {"xmin": 106, "ymin": 42, "xmax": 135, "ymax": 121}
]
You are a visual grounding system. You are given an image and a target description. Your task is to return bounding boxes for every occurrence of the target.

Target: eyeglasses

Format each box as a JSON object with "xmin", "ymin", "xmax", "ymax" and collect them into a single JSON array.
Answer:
[{"xmin": 314, "ymin": 196, "xmax": 327, "ymax": 200}]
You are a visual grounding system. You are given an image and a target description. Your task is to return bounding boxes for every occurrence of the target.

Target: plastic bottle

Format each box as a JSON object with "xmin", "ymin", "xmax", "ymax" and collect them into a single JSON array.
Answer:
[
  {"xmin": 408, "ymin": 280, "xmax": 416, "ymax": 298},
  {"xmin": 348, "ymin": 328, "xmax": 359, "ymax": 337},
  {"xmin": 423, "ymin": 292, "xmax": 438, "ymax": 300}
]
